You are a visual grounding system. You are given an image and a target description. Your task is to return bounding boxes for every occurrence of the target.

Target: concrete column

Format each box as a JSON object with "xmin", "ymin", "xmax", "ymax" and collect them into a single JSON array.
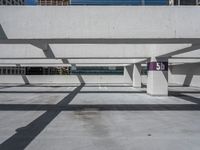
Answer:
[
  {"xmin": 133, "ymin": 63, "xmax": 142, "ymax": 88},
  {"xmin": 5, "ymin": 67, "xmax": 8, "ymax": 75},
  {"xmin": 124, "ymin": 65, "xmax": 133, "ymax": 83},
  {"xmin": 169, "ymin": 0, "xmax": 174, "ymax": 5},
  {"xmin": 0, "ymin": 68, "xmax": 2, "ymax": 75},
  {"xmin": 147, "ymin": 58, "xmax": 168, "ymax": 96}
]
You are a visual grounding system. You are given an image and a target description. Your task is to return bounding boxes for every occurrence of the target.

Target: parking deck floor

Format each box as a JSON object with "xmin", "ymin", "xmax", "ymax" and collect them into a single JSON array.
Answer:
[{"xmin": 0, "ymin": 84, "xmax": 200, "ymax": 150}]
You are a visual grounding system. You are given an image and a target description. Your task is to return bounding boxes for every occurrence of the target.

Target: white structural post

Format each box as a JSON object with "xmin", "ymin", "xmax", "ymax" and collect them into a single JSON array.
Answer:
[
  {"xmin": 178, "ymin": 0, "xmax": 180, "ymax": 5},
  {"xmin": 169, "ymin": 0, "xmax": 174, "ymax": 5},
  {"xmin": 124, "ymin": 65, "xmax": 133, "ymax": 82},
  {"xmin": 132, "ymin": 63, "xmax": 142, "ymax": 88},
  {"xmin": 147, "ymin": 58, "xmax": 168, "ymax": 96}
]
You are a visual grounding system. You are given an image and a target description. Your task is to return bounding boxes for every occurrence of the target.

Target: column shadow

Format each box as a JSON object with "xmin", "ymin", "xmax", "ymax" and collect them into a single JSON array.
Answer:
[
  {"xmin": 0, "ymin": 83, "xmax": 84, "ymax": 150},
  {"xmin": 183, "ymin": 74, "xmax": 193, "ymax": 87},
  {"xmin": 0, "ymin": 24, "xmax": 8, "ymax": 39}
]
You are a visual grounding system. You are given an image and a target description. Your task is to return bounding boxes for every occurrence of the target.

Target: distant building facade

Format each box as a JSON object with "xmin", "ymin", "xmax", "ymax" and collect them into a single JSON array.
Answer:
[
  {"xmin": 0, "ymin": 0, "xmax": 69, "ymax": 5},
  {"xmin": 38, "ymin": 0, "xmax": 69, "ymax": 5},
  {"xmin": 0, "ymin": 0, "xmax": 24, "ymax": 5},
  {"xmin": 170, "ymin": 0, "xmax": 200, "ymax": 5}
]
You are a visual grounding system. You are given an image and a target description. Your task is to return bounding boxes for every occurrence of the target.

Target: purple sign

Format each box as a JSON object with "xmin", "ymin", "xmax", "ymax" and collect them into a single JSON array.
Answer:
[{"xmin": 147, "ymin": 62, "xmax": 168, "ymax": 71}]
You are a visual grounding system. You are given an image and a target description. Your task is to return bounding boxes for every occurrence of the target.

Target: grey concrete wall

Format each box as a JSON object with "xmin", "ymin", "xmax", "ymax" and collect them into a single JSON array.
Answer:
[
  {"xmin": 0, "ymin": 44, "xmax": 191, "ymax": 59},
  {"xmin": 1, "ymin": 6, "xmax": 200, "ymax": 39},
  {"xmin": 169, "ymin": 63, "xmax": 200, "ymax": 87},
  {"xmin": 141, "ymin": 75, "xmax": 147, "ymax": 85},
  {"xmin": 0, "ymin": 75, "xmax": 132, "ymax": 84}
]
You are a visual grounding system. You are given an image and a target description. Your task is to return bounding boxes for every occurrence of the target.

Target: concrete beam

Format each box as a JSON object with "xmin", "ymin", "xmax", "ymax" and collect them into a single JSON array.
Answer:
[
  {"xmin": 0, "ymin": 59, "xmax": 145, "ymax": 64},
  {"xmin": 1, "ymin": 6, "xmax": 200, "ymax": 39},
  {"xmin": 50, "ymin": 44, "xmax": 150, "ymax": 58},
  {"xmin": 0, "ymin": 64, "xmax": 130, "ymax": 67},
  {"xmin": 50, "ymin": 44, "xmax": 192, "ymax": 59},
  {"xmin": 172, "ymin": 48, "xmax": 200, "ymax": 58},
  {"xmin": 0, "ymin": 44, "xmax": 46, "ymax": 58},
  {"xmin": 169, "ymin": 59, "xmax": 200, "ymax": 64}
]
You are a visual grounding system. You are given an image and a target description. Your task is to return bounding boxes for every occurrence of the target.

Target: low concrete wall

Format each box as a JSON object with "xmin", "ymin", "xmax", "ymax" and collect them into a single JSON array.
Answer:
[
  {"xmin": 141, "ymin": 75, "xmax": 147, "ymax": 85},
  {"xmin": 0, "ymin": 75, "xmax": 132, "ymax": 84},
  {"xmin": 0, "ymin": 75, "xmax": 24, "ymax": 84},
  {"xmin": 169, "ymin": 63, "xmax": 200, "ymax": 87}
]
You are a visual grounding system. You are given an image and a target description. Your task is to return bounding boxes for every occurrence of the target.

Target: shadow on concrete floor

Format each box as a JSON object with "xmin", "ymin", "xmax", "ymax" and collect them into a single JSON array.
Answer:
[
  {"xmin": 0, "ymin": 84, "xmax": 200, "ymax": 150},
  {"xmin": 0, "ymin": 83, "xmax": 85, "ymax": 150}
]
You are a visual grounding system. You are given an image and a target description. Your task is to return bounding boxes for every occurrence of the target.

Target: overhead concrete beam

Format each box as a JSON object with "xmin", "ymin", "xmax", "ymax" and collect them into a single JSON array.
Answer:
[
  {"xmin": 169, "ymin": 59, "xmax": 200, "ymax": 64},
  {"xmin": 0, "ymin": 59, "xmax": 146, "ymax": 67},
  {"xmin": 50, "ymin": 44, "xmax": 193, "ymax": 59},
  {"xmin": 0, "ymin": 43, "xmax": 194, "ymax": 59},
  {"xmin": 31, "ymin": 42, "xmax": 55, "ymax": 59},
  {"xmin": 50, "ymin": 44, "xmax": 151, "ymax": 58},
  {"xmin": 172, "ymin": 48, "xmax": 200, "ymax": 58},
  {"xmin": 0, "ymin": 64, "xmax": 129, "ymax": 67},
  {"xmin": 0, "ymin": 44, "xmax": 46, "ymax": 58},
  {"xmin": 158, "ymin": 44, "xmax": 200, "ymax": 58},
  {"xmin": 150, "ymin": 44, "xmax": 192, "ymax": 58},
  {"xmin": 0, "ymin": 43, "xmax": 150, "ymax": 58},
  {"xmin": 67, "ymin": 59, "xmax": 146, "ymax": 64},
  {"xmin": 1, "ymin": 6, "xmax": 200, "ymax": 39},
  {"xmin": 0, "ymin": 59, "xmax": 63, "ymax": 64},
  {"xmin": 1, "ymin": 38, "xmax": 200, "ymax": 44},
  {"xmin": 0, "ymin": 58, "xmax": 145, "ymax": 64}
]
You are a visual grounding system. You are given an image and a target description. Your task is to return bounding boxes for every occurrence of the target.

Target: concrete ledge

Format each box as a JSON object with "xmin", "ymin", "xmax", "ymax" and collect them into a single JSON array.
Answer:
[{"xmin": 0, "ymin": 75, "xmax": 132, "ymax": 84}]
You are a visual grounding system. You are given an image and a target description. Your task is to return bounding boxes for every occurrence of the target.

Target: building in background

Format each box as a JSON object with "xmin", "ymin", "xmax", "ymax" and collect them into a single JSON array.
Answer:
[
  {"xmin": 0, "ymin": 0, "xmax": 69, "ymax": 5},
  {"xmin": 0, "ymin": 0, "xmax": 24, "ymax": 5},
  {"xmin": 24, "ymin": 0, "xmax": 37, "ymax": 5},
  {"xmin": 37, "ymin": 0, "xmax": 69, "ymax": 5},
  {"xmin": 170, "ymin": 0, "xmax": 200, "ymax": 5}
]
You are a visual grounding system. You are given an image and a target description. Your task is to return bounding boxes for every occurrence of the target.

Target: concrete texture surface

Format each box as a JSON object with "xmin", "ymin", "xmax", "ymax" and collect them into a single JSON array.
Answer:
[
  {"xmin": 1, "ymin": 6, "xmax": 200, "ymax": 39},
  {"xmin": 0, "ymin": 84, "xmax": 200, "ymax": 150}
]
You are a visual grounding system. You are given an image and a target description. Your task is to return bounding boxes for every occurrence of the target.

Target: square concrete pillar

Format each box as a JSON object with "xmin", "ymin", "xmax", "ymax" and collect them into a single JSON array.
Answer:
[
  {"xmin": 124, "ymin": 64, "xmax": 133, "ymax": 82},
  {"xmin": 124, "ymin": 64, "xmax": 142, "ymax": 88},
  {"xmin": 147, "ymin": 58, "xmax": 168, "ymax": 96},
  {"xmin": 133, "ymin": 63, "xmax": 142, "ymax": 88}
]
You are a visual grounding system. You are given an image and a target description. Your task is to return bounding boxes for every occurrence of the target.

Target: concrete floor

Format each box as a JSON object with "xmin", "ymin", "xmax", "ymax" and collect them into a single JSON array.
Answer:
[{"xmin": 0, "ymin": 84, "xmax": 200, "ymax": 150}]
